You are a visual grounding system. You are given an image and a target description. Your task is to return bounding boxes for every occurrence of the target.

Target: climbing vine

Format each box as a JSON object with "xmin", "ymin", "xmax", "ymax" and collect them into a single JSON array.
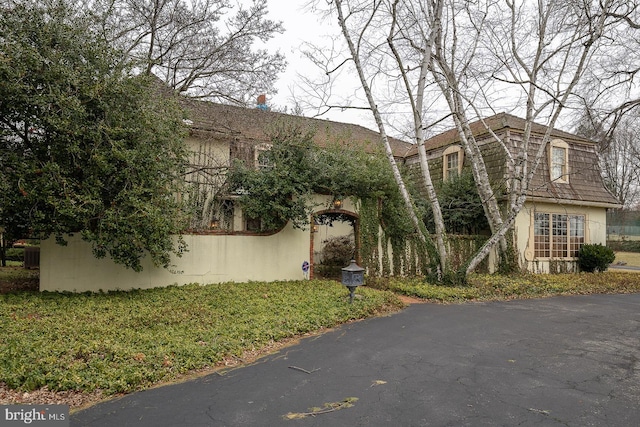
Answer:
[
  {"xmin": 228, "ymin": 123, "xmax": 430, "ymax": 274},
  {"xmin": 228, "ymin": 122, "xmax": 492, "ymax": 280}
]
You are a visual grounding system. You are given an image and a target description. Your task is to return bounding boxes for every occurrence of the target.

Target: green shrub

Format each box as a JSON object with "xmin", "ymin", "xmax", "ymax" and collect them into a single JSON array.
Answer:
[{"xmin": 578, "ymin": 244, "xmax": 616, "ymax": 272}]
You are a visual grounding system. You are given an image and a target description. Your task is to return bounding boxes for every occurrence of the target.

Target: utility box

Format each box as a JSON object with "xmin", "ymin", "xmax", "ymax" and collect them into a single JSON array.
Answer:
[{"xmin": 24, "ymin": 246, "xmax": 40, "ymax": 269}]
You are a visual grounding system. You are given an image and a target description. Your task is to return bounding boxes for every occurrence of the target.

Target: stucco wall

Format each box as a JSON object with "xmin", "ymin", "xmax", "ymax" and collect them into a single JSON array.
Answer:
[
  {"xmin": 40, "ymin": 222, "xmax": 312, "ymax": 292},
  {"xmin": 40, "ymin": 195, "xmax": 354, "ymax": 292},
  {"xmin": 514, "ymin": 201, "xmax": 608, "ymax": 273}
]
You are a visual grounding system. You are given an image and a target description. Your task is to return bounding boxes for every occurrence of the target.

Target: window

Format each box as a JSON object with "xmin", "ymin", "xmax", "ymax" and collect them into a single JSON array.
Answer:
[
  {"xmin": 245, "ymin": 216, "xmax": 262, "ymax": 232},
  {"xmin": 220, "ymin": 199, "xmax": 235, "ymax": 231},
  {"xmin": 254, "ymin": 143, "xmax": 272, "ymax": 169},
  {"xmin": 443, "ymin": 146, "xmax": 463, "ymax": 180},
  {"xmin": 549, "ymin": 140, "xmax": 569, "ymax": 182},
  {"xmin": 534, "ymin": 213, "xmax": 584, "ymax": 258}
]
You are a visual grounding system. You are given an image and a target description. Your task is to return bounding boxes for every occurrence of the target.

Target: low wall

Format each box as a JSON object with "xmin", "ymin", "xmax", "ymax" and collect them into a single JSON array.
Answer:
[{"xmin": 40, "ymin": 222, "xmax": 311, "ymax": 292}]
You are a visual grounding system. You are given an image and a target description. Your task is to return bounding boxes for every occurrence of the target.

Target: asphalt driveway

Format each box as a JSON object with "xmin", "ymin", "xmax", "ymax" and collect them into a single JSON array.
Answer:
[{"xmin": 72, "ymin": 293, "xmax": 640, "ymax": 426}]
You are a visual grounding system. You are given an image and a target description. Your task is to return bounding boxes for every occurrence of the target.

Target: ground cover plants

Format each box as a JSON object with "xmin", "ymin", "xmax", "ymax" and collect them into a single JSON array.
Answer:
[
  {"xmin": 0, "ymin": 268, "xmax": 39, "ymax": 293},
  {"xmin": 0, "ymin": 281, "xmax": 401, "ymax": 399},
  {"xmin": 379, "ymin": 271, "xmax": 640, "ymax": 302}
]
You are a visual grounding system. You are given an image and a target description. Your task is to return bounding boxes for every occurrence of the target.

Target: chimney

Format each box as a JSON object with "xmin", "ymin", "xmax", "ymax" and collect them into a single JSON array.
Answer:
[{"xmin": 257, "ymin": 94, "xmax": 268, "ymax": 111}]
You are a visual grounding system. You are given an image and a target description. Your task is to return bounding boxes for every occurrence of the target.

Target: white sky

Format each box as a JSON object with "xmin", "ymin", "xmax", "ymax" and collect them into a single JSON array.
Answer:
[
  {"xmin": 262, "ymin": 1, "xmax": 379, "ymax": 130},
  {"xmin": 260, "ymin": 1, "xmax": 581, "ymax": 136}
]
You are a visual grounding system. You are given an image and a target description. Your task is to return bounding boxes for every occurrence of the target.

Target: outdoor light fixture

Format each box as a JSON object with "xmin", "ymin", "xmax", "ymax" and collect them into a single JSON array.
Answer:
[
  {"xmin": 333, "ymin": 198, "xmax": 343, "ymax": 209},
  {"xmin": 341, "ymin": 259, "xmax": 365, "ymax": 303},
  {"xmin": 209, "ymin": 218, "xmax": 220, "ymax": 229}
]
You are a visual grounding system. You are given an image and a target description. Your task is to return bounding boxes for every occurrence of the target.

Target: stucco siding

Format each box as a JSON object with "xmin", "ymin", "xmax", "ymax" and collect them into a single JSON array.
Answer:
[
  {"xmin": 514, "ymin": 201, "xmax": 608, "ymax": 273},
  {"xmin": 39, "ymin": 195, "xmax": 356, "ymax": 292},
  {"xmin": 40, "ymin": 222, "xmax": 311, "ymax": 292}
]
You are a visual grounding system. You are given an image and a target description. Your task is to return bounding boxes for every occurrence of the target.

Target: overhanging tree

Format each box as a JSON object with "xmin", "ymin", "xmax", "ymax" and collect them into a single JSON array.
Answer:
[{"xmin": 0, "ymin": 2, "xmax": 189, "ymax": 271}]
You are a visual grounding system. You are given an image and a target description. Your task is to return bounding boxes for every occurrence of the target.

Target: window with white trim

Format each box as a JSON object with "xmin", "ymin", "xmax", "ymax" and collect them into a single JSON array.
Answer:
[
  {"xmin": 534, "ymin": 213, "xmax": 584, "ymax": 258},
  {"xmin": 443, "ymin": 145, "xmax": 463, "ymax": 180},
  {"xmin": 549, "ymin": 139, "xmax": 569, "ymax": 182}
]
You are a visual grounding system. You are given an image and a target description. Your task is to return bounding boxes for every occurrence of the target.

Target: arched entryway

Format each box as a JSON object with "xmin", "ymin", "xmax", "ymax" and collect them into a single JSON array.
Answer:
[{"xmin": 309, "ymin": 209, "xmax": 359, "ymax": 280}]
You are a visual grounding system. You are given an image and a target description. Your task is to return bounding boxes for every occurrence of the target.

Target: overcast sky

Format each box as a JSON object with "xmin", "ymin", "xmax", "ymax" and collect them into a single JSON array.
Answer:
[
  {"xmin": 262, "ymin": 1, "xmax": 378, "ymax": 129},
  {"xmin": 260, "ymin": 1, "xmax": 583, "ymax": 136}
]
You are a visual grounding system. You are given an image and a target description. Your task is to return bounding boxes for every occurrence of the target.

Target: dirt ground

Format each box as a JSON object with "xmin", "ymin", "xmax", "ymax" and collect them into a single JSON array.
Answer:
[{"xmin": 0, "ymin": 267, "xmax": 39, "ymax": 294}]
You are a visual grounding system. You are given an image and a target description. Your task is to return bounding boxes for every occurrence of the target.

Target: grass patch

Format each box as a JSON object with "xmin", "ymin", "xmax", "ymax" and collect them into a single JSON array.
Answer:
[
  {"xmin": 614, "ymin": 251, "xmax": 640, "ymax": 267},
  {"xmin": 0, "ymin": 281, "xmax": 401, "ymax": 395},
  {"xmin": 386, "ymin": 271, "xmax": 640, "ymax": 303}
]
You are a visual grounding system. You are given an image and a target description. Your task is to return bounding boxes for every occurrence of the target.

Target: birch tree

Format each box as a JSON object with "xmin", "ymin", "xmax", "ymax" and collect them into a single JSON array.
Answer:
[
  {"xmin": 453, "ymin": 0, "xmax": 615, "ymax": 273},
  {"xmin": 314, "ymin": 0, "xmax": 620, "ymax": 277},
  {"xmin": 331, "ymin": 0, "xmax": 449, "ymax": 276},
  {"xmin": 398, "ymin": 0, "xmax": 617, "ymax": 273}
]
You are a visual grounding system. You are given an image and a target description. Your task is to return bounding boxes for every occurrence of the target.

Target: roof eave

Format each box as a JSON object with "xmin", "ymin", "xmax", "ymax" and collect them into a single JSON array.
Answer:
[{"xmin": 526, "ymin": 196, "xmax": 623, "ymax": 209}]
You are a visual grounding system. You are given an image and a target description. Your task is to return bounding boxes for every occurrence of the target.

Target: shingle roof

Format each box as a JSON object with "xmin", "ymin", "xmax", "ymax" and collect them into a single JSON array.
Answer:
[
  {"xmin": 527, "ymin": 141, "xmax": 621, "ymax": 207},
  {"xmin": 404, "ymin": 112, "xmax": 621, "ymax": 208},
  {"xmin": 181, "ymin": 99, "xmax": 413, "ymax": 158},
  {"xmin": 405, "ymin": 112, "xmax": 588, "ymax": 157}
]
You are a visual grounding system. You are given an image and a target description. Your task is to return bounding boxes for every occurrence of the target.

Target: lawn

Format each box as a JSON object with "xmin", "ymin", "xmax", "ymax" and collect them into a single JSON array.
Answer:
[
  {"xmin": 613, "ymin": 251, "xmax": 640, "ymax": 267},
  {"xmin": 0, "ymin": 280, "xmax": 402, "ymax": 398}
]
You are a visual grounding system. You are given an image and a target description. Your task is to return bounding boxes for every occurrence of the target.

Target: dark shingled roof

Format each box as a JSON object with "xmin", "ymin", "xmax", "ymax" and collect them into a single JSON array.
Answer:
[
  {"xmin": 404, "ymin": 112, "xmax": 621, "ymax": 208},
  {"xmin": 181, "ymin": 99, "xmax": 413, "ymax": 158},
  {"xmin": 405, "ymin": 112, "xmax": 588, "ymax": 157}
]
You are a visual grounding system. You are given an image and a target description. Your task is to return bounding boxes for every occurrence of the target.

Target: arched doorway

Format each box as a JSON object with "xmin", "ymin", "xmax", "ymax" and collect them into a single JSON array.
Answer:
[{"xmin": 310, "ymin": 209, "xmax": 359, "ymax": 280}]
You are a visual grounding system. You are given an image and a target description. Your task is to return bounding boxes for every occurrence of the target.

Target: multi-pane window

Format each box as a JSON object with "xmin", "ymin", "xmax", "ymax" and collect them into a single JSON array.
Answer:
[
  {"xmin": 534, "ymin": 213, "xmax": 584, "ymax": 258},
  {"xmin": 445, "ymin": 151, "xmax": 459, "ymax": 180},
  {"xmin": 569, "ymin": 215, "xmax": 585, "ymax": 256},
  {"xmin": 534, "ymin": 213, "xmax": 550, "ymax": 258},
  {"xmin": 442, "ymin": 146, "xmax": 463, "ymax": 181},
  {"xmin": 254, "ymin": 143, "xmax": 273, "ymax": 169},
  {"xmin": 550, "ymin": 145, "xmax": 567, "ymax": 181}
]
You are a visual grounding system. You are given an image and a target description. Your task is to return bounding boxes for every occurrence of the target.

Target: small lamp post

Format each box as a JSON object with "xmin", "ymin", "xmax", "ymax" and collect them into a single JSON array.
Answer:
[{"xmin": 341, "ymin": 260, "xmax": 365, "ymax": 303}]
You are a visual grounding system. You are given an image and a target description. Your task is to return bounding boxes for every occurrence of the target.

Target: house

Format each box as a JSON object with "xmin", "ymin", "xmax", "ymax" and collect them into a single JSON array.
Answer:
[
  {"xmin": 180, "ymin": 98, "xmax": 412, "ymax": 232},
  {"xmin": 403, "ymin": 113, "xmax": 622, "ymax": 273},
  {"xmin": 39, "ymin": 100, "xmax": 412, "ymax": 292},
  {"xmin": 39, "ymin": 107, "xmax": 620, "ymax": 292}
]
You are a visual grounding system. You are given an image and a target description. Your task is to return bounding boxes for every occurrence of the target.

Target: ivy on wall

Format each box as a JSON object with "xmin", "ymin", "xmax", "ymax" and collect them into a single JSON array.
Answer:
[
  {"xmin": 228, "ymin": 122, "xmax": 497, "ymax": 279},
  {"xmin": 227, "ymin": 123, "xmax": 427, "ymax": 274}
]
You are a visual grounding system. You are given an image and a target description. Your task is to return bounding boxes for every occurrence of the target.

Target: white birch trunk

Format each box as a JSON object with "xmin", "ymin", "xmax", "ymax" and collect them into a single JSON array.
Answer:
[{"xmin": 334, "ymin": 0, "xmax": 445, "ymax": 272}]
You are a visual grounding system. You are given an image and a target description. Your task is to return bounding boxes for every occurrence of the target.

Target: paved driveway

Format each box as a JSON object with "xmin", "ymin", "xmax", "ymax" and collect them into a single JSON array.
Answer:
[{"xmin": 72, "ymin": 294, "xmax": 640, "ymax": 426}]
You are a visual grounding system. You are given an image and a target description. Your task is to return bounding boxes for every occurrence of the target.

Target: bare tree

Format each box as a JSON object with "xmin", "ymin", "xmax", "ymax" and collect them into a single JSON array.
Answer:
[
  {"xmin": 585, "ymin": 0, "xmax": 640, "ymax": 135},
  {"xmin": 575, "ymin": 111, "xmax": 640, "ymax": 208},
  {"xmin": 423, "ymin": 0, "xmax": 618, "ymax": 273},
  {"xmin": 88, "ymin": 0, "xmax": 286, "ymax": 104},
  {"xmin": 331, "ymin": 0, "xmax": 449, "ymax": 275},
  {"xmin": 312, "ymin": 0, "xmax": 620, "ymax": 277}
]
